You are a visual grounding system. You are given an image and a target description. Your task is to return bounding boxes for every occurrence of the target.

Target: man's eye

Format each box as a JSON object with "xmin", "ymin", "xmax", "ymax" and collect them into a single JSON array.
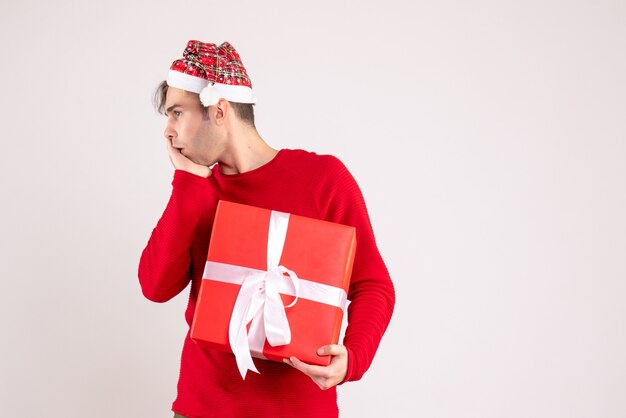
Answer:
[{"xmin": 174, "ymin": 111, "xmax": 182, "ymax": 117}]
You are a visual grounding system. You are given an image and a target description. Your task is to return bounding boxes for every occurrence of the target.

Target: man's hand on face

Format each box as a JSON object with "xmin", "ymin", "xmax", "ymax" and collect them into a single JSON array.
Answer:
[{"xmin": 165, "ymin": 137, "xmax": 212, "ymax": 178}]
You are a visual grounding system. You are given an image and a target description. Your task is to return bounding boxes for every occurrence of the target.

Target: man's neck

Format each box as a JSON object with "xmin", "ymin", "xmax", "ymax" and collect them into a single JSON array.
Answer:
[{"xmin": 218, "ymin": 125, "xmax": 278, "ymax": 175}]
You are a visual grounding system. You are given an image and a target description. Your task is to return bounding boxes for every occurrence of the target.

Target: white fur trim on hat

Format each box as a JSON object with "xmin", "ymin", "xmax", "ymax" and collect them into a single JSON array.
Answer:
[
  {"xmin": 167, "ymin": 70, "xmax": 207, "ymax": 94},
  {"xmin": 167, "ymin": 70, "xmax": 257, "ymax": 105}
]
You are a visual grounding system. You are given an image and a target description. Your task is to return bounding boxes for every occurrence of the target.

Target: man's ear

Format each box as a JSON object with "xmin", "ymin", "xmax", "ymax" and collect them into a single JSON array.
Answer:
[{"xmin": 213, "ymin": 98, "xmax": 229, "ymax": 125}]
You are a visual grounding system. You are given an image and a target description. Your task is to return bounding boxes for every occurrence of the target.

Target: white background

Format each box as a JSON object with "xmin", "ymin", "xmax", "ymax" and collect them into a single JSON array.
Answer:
[{"xmin": 1, "ymin": 1, "xmax": 625, "ymax": 417}]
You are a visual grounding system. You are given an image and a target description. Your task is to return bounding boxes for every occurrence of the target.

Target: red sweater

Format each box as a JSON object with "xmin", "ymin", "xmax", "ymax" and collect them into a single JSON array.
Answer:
[{"xmin": 138, "ymin": 149, "xmax": 395, "ymax": 418}]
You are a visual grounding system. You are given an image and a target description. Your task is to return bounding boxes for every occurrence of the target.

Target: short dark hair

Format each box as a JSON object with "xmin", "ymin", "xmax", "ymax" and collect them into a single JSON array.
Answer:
[{"xmin": 153, "ymin": 80, "xmax": 255, "ymax": 126}]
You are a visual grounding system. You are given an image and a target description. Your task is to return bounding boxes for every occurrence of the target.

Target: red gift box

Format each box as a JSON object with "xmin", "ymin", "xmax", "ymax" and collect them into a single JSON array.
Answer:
[{"xmin": 190, "ymin": 200, "xmax": 356, "ymax": 378}]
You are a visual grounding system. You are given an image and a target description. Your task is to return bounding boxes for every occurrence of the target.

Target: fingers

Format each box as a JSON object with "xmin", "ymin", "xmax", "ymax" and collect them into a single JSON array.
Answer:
[
  {"xmin": 165, "ymin": 137, "xmax": 181, "ymax": 165},
  {"xmin": 285, "ymin": 357, "xmax": 337, "ymax": 390},
  {"xmin": 285, "ymin": 356, "xmax": 326, "ymax": 377},
  {"xmin": 283, "ymin": 345, "xmax": 348, "ymax": 391},
  {"xmin": 165, "ymin": 137, "xmax": 176, "ymax": 153},
  {"xmin": 164, "ymin": 137, "xmax": 212, "ymax": 178},
  {"xmin": 317, "ymin": 345, "xmax": 346, "ymax": 357}
]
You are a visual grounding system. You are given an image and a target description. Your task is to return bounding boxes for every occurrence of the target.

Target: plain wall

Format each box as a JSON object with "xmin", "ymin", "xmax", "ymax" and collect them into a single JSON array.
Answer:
[{"xmin": 1, "ymin": 0, "xmax": 625, "ymax": 417}]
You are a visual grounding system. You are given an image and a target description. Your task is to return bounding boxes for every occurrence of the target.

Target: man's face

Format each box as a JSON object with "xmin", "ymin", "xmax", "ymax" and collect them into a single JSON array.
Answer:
[{"xmin": 163, "ymin": 86, "xmax": 221, "ymax": 166}]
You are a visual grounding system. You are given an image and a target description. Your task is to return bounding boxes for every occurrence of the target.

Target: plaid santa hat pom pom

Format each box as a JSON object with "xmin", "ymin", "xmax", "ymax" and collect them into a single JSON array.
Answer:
[
  {"xmin": 167, "ymin": 40, "xmax": 257, "ymax": 106},
  {"xmin": 200, "ymin": 84, "xmax": 220, "ymax": 106}
]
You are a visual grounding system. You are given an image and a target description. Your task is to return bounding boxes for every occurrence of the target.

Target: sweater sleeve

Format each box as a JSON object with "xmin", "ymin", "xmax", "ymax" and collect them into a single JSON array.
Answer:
[
  {"xmin": 138, "ymin": 170, "xmax": 215, "ymax": 303},
  {"xmin": 314, "ymin": 156, "xmax": 396, "ymax": 382}
]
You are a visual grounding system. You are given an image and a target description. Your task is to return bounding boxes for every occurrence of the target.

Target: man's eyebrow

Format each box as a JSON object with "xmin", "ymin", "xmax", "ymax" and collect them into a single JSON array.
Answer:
[{"xmin": 165, "ymin": 104, "xmax": 182, "ymax": 115}]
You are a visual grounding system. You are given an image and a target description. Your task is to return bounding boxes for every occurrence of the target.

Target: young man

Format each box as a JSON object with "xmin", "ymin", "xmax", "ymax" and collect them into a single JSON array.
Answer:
[{"xmin": 138, "ymin": 40, "xmax": 395, "ymax": 418}]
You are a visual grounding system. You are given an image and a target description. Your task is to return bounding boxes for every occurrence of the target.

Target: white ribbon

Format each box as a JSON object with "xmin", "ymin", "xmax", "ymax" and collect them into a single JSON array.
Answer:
[{"xmin": 202, "ymin": 210, "xmax": 348, "ymax": 379}]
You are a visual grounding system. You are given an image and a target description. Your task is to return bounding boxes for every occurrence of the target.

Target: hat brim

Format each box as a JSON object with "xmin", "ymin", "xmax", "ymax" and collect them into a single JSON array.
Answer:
[{"xmin": 167, "ymin": 70, "xmax": 257, "ymax": 104}]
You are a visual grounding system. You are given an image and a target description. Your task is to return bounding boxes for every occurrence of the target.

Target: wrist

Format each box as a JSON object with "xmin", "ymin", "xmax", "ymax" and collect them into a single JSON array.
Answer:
[{"xmin": 179, "ymin": 164, "xmax": 211, "ymax": 178}]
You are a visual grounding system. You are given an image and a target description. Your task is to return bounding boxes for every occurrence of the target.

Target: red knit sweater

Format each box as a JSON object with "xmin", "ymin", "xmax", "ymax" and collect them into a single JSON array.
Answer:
[{"xmin": 138, "ymin": 149, "xmax": 395, "ymax": 418}]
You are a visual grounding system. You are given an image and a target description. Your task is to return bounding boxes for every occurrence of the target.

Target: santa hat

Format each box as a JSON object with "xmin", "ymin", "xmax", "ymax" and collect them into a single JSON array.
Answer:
[{"xmin": 167, "ymin": 40, "xmax": 257, "ymax": 106}]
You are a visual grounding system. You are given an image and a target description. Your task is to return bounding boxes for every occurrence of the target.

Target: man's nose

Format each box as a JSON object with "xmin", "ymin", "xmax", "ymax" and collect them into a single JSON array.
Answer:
[{"xmin": 164, "ymin": 125, "xmax": 176, "ymax": 140}]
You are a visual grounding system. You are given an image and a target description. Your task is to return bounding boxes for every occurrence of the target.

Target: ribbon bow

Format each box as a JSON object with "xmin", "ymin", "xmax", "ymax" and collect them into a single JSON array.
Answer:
[{"xmin": 227, "ymin": 211, "xmax": 300, "ymax": 378}]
